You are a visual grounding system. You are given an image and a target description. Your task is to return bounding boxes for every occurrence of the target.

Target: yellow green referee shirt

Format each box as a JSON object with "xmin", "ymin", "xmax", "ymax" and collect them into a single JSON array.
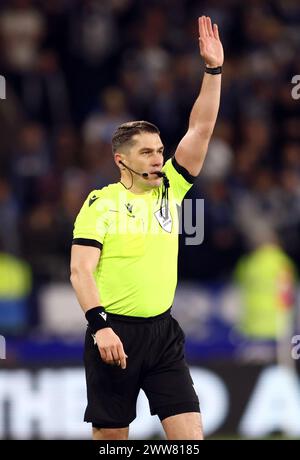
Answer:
[{"xmin": 73, "ymin": 157, "xmax": 195, "ymax": 317}]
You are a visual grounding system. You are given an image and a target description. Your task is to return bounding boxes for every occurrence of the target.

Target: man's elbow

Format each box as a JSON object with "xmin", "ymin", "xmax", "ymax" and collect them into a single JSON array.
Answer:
[
  {"xmin": 70, "ymin": 263, "xmax": 85, "ymax": 286},
  {"xmin": 70, "ymin": 264, "xmax": 79, "ymax": 287},
  {"xmin": 186, "ymin": 123, "xmax": 214, "ymax": 144}
]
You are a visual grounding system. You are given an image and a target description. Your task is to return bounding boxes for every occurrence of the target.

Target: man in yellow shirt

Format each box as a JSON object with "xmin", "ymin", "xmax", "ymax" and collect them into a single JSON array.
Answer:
[{"xmin": 70, "ymin": 16, "xmax": 223, "ymax": 440}]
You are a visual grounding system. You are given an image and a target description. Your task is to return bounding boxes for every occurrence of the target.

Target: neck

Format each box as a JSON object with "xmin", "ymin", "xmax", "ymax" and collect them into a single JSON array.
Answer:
[{"xmin": 120, "ymin": 173, "xmax": 152, "ymax": 195}]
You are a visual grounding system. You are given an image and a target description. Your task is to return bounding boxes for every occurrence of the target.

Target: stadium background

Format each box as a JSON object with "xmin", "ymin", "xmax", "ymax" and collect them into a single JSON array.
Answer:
[{"xmin": 0, "ymin": 0, "xmax": 300, "ymax": 439}]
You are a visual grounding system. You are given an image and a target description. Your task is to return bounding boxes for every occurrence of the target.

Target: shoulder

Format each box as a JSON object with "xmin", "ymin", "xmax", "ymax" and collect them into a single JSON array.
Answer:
[
  {"xmin": 85, "ymin": 183, "xmax": 120, "ymax": 202},
  {"xmin": 162, "ymin": 157, "xmax": 197, "ymax": 185},
  {"xmin": 77, "ymin": 183, "xmax": 120, "ymax": 217}
]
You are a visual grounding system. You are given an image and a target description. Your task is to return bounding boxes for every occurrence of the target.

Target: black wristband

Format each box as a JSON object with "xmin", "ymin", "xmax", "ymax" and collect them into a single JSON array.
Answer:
[
  {"xmin": 205, "ymin": 66, "xmax": 222, "ymax": 75},
  {"xmin": 85, "ymin": 306, "xmax": 111, "ymax": 334}
]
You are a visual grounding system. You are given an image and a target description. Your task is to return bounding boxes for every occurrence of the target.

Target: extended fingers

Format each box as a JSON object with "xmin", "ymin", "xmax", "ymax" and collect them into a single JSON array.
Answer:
[
  {"xmin": 206, "ymin": 17, "xmax": 214, "ymax": 37},
  {"xmin": 199, "ymin": 16, "xmax": 217, "ymax": 39},
  {"xmin": 213, "ymin": 23, "xmax": 219, "ymax": 40},
  {"xmin": 198, "ymin": 16, "xmax": 206, "ymax": 39}
]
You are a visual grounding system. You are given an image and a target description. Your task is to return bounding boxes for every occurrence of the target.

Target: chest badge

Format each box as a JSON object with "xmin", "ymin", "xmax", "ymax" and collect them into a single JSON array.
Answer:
[{"xmin": 154, "ymin": 207, "xmax": 172, "ymax": 233}]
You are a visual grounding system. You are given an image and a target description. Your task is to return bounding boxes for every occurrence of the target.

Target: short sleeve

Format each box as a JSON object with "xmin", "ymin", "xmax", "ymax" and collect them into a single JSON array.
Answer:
[
  {"xmin": 162, "ymin": 157, "xmax": 196, "ymax": 204},
  {"xmin": 72, "ymin": 191, "xmax": 109, "ymax": 249}
]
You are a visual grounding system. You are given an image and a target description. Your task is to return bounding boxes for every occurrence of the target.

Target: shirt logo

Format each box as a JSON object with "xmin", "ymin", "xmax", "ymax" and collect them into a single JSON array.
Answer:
[
  {"xmin": 125, "ymin": 202, "xmax": 135, "ymax": 217},
  {"xmin": 89, "ymin": 195, "xmax": 99, "ymax": 207},
  {"xmin": 125, "ymin": 202, "xmax": 133, "ymax": 214}
]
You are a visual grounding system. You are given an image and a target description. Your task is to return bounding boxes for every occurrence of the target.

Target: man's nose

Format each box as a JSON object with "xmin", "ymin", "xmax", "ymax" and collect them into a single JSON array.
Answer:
[{"xmin": 152, "ymin": 152, "xmax": 163, "ymax": 166}]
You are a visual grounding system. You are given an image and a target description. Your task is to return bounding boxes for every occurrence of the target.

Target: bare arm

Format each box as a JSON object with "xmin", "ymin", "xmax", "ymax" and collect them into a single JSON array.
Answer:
[
  {"xmin": 70, "ymin": 245, "xmax": 101, "ymax": 312},
  {"xmin": 70, "ymin": 244, "xmax": 127, "ymax": 368},
  {"xmin": 175, "ymin": 16, "xmax": 223, "ymax": 176}
]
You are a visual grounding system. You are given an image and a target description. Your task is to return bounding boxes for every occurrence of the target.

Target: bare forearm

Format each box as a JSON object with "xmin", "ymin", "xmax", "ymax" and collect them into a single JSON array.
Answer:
[
  {"xmin": 189, "ymin": 73, "xmax": 221, "ymax": 134},
  {"xmin": 70, "ymin": 270, "xmax": 102, "ymax": 313}
]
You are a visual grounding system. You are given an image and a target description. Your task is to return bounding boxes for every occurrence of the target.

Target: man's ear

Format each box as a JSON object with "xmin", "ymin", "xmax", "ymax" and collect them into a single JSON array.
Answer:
[{"xmin": 114, "ymin": 152, "xmax": 125, "ymax": 170}]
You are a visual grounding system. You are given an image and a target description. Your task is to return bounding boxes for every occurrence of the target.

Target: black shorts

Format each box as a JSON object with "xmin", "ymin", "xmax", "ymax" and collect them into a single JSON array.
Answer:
[{"xmin": 84, "ymin": 308, "xmax": 200, "ymax": 428}]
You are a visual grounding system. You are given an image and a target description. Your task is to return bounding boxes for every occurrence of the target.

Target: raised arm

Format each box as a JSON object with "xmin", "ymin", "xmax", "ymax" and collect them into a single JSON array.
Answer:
[{"xmin": 175, "ymin": 16, "xmax": 224, "ymax": 176}]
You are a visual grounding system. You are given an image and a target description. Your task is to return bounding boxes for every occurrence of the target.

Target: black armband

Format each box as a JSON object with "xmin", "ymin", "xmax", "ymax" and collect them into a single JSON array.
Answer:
[
  {"xmin": 205, "ymin": 66, "xmax": 222, "ymax": 75},
  {"xmin": 85, "ymin": 306, "xmax": 111, "ymax": 334}
]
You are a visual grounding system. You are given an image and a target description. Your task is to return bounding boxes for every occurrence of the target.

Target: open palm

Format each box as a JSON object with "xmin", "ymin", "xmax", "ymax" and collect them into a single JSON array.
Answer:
[{"xmin": 198, "ymin": 16, "xmax": 224, "ymax": 67}]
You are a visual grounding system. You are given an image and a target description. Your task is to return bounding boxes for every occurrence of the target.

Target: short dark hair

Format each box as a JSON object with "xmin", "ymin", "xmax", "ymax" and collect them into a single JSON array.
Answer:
[{"xmin": 112, "ymin": 121, "xmax": 160, "ymax": 154}]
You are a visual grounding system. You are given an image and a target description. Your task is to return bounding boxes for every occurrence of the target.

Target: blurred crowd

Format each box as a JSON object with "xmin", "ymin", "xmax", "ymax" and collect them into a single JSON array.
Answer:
[{"xmin": 0, "ymin": 0, "xmax": 299, "ymax": 290}]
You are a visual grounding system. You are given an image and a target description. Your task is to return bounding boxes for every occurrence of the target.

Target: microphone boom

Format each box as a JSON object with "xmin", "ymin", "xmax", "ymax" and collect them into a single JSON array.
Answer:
[{"xmin": 119, "ymin": 160, "xmax": 164, "ymax": 179}]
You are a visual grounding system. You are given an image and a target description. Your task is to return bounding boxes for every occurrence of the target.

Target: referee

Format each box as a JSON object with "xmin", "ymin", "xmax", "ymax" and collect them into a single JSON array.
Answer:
[{"xmin": 70, "ymin": 16, "xmax": 223, "ymax": 440}]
